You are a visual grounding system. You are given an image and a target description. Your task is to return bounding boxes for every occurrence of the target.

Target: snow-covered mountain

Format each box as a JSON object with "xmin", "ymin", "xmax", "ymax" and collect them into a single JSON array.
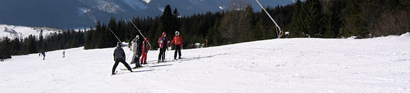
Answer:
[
  {"xmin": 0, "ymin": 24, "xmax": 60, "ymax": 39},
  {"xmin": 1, "ymin": 33, "xmax": 410, "ymax": 92},
  {"xmin": 0, "ymin": 0, "xmax": 293, "ymax": 29}
]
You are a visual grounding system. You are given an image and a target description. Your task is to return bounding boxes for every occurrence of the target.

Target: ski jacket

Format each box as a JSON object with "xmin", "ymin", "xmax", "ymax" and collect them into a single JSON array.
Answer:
[
  {"xmin": 170, "ymin": 36, "xmax": 183, "ymax": 46},
  {"xmin": 137, "ymin": 39, "xmax": 143, "ymax": 55},
  {"xmin": 131, "ymin": 38, "xmax": 139, "ymax": 52},
  {"xmin": 142, "ymin": 40, "xmax": 150, "ymax": 53},
  {"xmin": 113, "ymin": 46, "xmax": 126, "ymax": 61},
  {"xmin": 158, "ymin": 37, "xmax": 168, "ymax": 49}
]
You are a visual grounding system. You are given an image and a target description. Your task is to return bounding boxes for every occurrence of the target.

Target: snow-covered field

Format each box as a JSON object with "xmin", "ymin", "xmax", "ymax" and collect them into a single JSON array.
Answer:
[
  {"xmin": 0, "ymin": 24, "xmax": 60, "ymax": 39},
  {"xmin": 1, "ymin": 33, "xmax": 410, "ymax": 93}
]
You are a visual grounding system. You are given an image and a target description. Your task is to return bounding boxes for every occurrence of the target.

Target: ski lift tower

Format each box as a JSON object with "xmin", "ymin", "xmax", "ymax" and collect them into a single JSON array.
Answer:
[{"xmin": 255, "ymin": 0, "xmax": 284, "ymax": 38}]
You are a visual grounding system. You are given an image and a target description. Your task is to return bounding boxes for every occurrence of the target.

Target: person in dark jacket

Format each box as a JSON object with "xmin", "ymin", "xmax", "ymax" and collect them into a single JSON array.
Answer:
[
  {"xmin": 158, "ymin": 32, "xmax": 168, "ymax": 62},
  {"xmin": 112, "ymin": 42, "xmax": 133, "ymax": 75}
]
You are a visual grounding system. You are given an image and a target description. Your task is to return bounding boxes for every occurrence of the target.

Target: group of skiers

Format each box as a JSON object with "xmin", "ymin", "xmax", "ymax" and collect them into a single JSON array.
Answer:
[{"xmin": 112, "ymin": 31, "xmax": 183, "ymax": 75}]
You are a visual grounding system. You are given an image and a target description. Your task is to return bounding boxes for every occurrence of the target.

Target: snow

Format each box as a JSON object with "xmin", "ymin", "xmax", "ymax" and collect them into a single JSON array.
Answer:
[
  {"xmin": 96, "ymin": 0, "xmax": 123, "ymax": 13},
  {"xmin": 0, "ymin": 24, "xmax": 60, "ymax": 39},
  {"xmin": 1, "ymin": 34, "xmax": 410, "ymax": 92},
  {"xmin": 142, "ymin": 0, "xmax": 151, "ymax": 4}
]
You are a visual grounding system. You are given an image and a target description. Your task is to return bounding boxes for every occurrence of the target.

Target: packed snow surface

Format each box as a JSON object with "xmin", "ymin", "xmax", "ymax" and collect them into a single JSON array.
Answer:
[{"xmin": 1, "ymin": 34, "xmax": 410, "ymax": 93}]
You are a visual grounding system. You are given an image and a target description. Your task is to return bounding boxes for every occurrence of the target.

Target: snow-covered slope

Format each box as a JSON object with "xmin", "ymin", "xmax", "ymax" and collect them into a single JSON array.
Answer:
[
  {"xmin": 1, "ymin": 33, "xmax": 410, "ymax": 93},
  {"xmin": 0, "ymin": 24, "xmax": 60, "ymax": 39}
]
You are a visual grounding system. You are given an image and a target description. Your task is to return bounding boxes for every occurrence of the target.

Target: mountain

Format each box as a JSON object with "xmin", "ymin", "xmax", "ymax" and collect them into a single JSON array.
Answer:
[
  {"xmin": 0, "ymin": 0, "xmax": 293, "ymax": 29},
  {"xmin": 1, "ymin": 33, "xmax": 410, "ymax": 92},
  {"xmin": 0, "ymin": 24, "xmax": 61, "ymax": 39}
]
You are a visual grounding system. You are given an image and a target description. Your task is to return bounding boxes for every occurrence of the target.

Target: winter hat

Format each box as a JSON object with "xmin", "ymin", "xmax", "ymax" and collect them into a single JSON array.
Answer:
[
  {"xmin": 136, "ymin": 35, "xmax": 140, "ymax": 39},
  {"xmin": 175, "ymin": 31, "xmax": 180, "ymax": 35},
  {"xmin": 117, "ymin": 42, "xmax": 122, "ymax": 47}
]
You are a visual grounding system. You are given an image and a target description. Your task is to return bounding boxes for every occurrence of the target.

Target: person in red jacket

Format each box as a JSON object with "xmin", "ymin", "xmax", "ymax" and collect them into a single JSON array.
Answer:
[
  {"xmin": 140, "ymin": 38, "xmax": 150, "ymax": 64},
  {"xmin": 170, "ymin": 31, "xmax": 183, "ymax": 60},
  {"xmin": 158, "ymin": 32, "xmax": 168, "ymax": 62}
]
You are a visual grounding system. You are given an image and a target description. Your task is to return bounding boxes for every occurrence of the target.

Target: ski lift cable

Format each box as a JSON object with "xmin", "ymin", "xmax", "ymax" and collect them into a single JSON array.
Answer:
[
  {"xmin": 128, "ymin": 19, "xmax": 152, "ymax": 47},
  {"xmin": 255, "ymin": 0, "xmax": 283, "ymax": 38},
  {"xmin": 108, "ymin": 28, "xmax": 122, "ymax": 42}
]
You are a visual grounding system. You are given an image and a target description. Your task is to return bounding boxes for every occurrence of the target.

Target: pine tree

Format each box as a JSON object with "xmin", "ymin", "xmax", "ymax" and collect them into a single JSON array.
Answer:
[
  {"xmin": 325, "ymin": 0, "xmax": 346, "ymax": 38},
  {"xmin": 161, "ymin": 5, "xmax": 174, "ymax": 34},
  {"xmin": 304, "ymin": 0, "xmax": 326, "ymax": 37},
  {"xmin": 289, "ymin": 0, "xmax": 306, "ymax": 37},
  {"xmin": 343, "ymin": 0, "xmax": 368, "ymax": 38}
]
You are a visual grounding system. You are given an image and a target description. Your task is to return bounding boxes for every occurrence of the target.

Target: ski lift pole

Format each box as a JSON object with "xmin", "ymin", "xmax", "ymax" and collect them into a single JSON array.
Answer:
[
  {"xmin": 108, "ymin": 28, "xmax": 122, "ymax": 42},
  {"xmin": 128, "ymin": 19, "xmax": 152, "ymax": 47},
  {"xmin": 255, "ymin": 0, "xmax": 283, "ymax": 38}
]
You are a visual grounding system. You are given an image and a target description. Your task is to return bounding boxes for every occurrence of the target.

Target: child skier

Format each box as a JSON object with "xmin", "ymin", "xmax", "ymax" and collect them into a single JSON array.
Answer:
[
  {"xmin": 140, "ymin": 38, "xmax": 150, "ymax": 64},
  {"xmin": 112, "ymin": 42, "xmax": 133, "ymax": 75},
  {"xmin": 170, "ymin": 31, "xmax": 183, "ymax": 60},
  {"xmin": 158, "ymin": 32, "xmax": 168, "ymax": 62}
]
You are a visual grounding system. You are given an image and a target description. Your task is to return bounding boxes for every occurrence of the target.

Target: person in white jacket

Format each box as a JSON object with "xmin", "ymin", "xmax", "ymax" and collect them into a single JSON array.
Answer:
[{"xmin": 130, "ymin": 35, "xmax": 142, "ymax": 68}]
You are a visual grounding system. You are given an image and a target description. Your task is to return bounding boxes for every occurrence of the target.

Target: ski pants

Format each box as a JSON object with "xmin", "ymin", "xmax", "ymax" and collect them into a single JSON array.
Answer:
[
  {"xmin": 131, "ymin": 52, "xmax": 140, "ymax": 62},
  {"xmin": 158, "ymin": 48, "xmax": 166, "ymax": 61},
  {"xmin": 112, "ymin": 59, "xmax": 132, "ymax": 73},
  {"xmin": 140, "ymin": 53, "xmax": 147, "ymax": 64},
  {"xmin": 174, "ymin": 45, "xmax": 182, "ymax": 59},
  {"xmin": 132, "ymin": 53, "xmax": 141, "ymax": 66}
]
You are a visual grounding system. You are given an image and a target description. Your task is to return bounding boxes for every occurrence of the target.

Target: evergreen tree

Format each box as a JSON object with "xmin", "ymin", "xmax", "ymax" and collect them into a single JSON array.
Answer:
[
  {"xmin": 0, "ymin": 37, "xmax": 11, "ymax": 59},
  {"xmin": 161, "ymin": 5, "xmax": 176, "ymax": 34},
  {"xmin": 304, "ymin": 0, "xmax": 326, "ymax": 37},
  {"xmin": 289, "ymin": 0, "xmax": 306, "ymax": 37},
  {"xmin": 325, "ymin": 0, "xmax": 346, "ymax": 38},
  {"xmin": 26, "ymin": 35, "xmax": 38, "ymax": 54}
]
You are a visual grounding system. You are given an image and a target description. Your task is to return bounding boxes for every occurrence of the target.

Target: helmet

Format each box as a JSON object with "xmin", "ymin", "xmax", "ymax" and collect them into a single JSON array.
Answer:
[
  {"xmin": 136, "ymin": 35, "xmax": 140, "ymax": 39},
  {"xmin": 175, "ymin": 31, "xmax": 180, "ymax": 35}
]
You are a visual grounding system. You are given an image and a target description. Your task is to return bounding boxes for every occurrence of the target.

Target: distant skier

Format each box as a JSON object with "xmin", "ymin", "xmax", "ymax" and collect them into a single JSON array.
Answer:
[
  {"xmin": 158, "ymin": 32, "xmax": 168, "ymax": 62},
  {"xmin": 170, "ymin": 31, "xmax": 183, "ymax": 60},
  {"xmin": 130, "ymin": 35, "xmax": 142, "ymax": 68},
  {"xmin": 112, "ymin": 42, "xmax": 133, "ymax": 75},
  {"xmin": 41, "ymin": 51, "xmax": 46, "ymax": 60},
  {"xmin": 62, "ymin": 51, "xmax": 65, "ymax": 58},
  {"xmin": 140, "ymin": 38, "xmax": 150, "ymax": 64}
]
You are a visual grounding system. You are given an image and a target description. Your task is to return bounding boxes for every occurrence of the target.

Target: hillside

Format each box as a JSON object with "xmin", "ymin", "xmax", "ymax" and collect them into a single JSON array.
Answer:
[
  {"xmin": 1, "ymin": 33, "xmax": 410, "ymax": 92},
  {"xmin": 0, "ymin": 24, "xmax": 60, "ymax": 39}
]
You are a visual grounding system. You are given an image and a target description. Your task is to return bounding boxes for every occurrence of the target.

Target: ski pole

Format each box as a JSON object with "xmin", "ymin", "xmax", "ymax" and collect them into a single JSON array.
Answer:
[
  {"xmin": 128, "ymin": 19, "xmax": 152, "ymax": 48},
  {"xmin": 108, "ymin": 28, "xmax": 122, "ymax": 42},
  {"xmin": 255, "ymin": 0, "xmax": 283, "ymax": 38}
]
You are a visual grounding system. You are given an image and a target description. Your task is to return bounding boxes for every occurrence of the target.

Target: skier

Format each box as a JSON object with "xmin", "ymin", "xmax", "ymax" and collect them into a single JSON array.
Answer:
[
  {"xmin": 63, "ymin": 47, "xmax": 66, "ymax": 58},
  {"xmin": 130, "ymin": 35, "xmax": 142, "ymax": 68},
  {"xmin": 170, "ymin": 31, "xmax": 183, "ymax": 60},
  {"xmin": 41, "ymin": 51, "xmax": 46, "ymax": 60},
  {"xmin": 62, "ymin": 51, "xmax": 65, "ymax": 58},
  {"xmin": 158, "ymin": 32, "xmax": 168, "ymax": 62},
  {"xmin": 112, "ymin": 42, "xmax": 133, "ymax": 75},
  {"xmin": 140, "ymin": 38, "xmax": 150, "ymax": 65}
]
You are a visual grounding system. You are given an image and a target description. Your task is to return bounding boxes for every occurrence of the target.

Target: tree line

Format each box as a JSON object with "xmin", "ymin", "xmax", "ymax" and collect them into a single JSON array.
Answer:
[
  {"xmin": 84, "ymin": 0, "xmax": 408, "ymax": 50},
  {"xmin": 0, "ymin": 30, "xmax": 85, "ymax": 60}
]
